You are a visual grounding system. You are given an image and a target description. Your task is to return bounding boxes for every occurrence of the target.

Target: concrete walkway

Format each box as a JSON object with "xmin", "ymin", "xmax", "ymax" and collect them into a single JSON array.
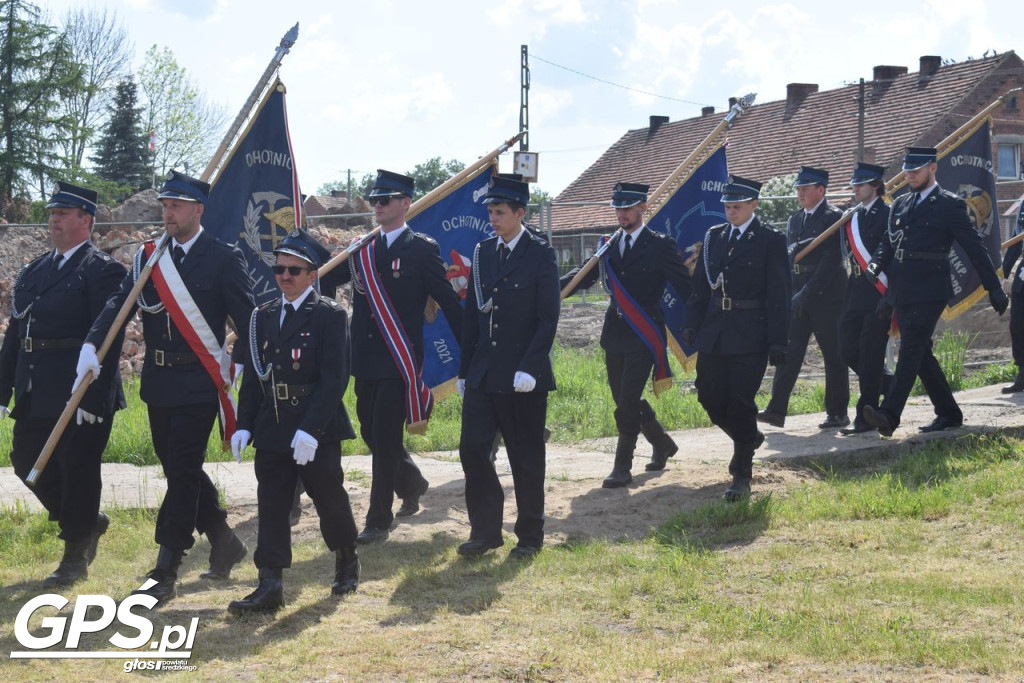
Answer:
[{"xmin": 2, "ymin": 383, "xmax": 1022, "ymax": 512}]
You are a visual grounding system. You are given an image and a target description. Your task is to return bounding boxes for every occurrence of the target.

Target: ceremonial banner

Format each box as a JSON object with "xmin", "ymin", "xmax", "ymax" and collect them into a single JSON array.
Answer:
[
  {"xmin": 646, "ymin": 145, "xmax": 729, "ymax": 368},
  {"xmin": 204, "ymin": 79, "xmax": 302, "ymax": 306},
  {"xmin": 407, "ymin": 164, "xmax": 495, "ymax": 395},
  {"xmin": 890, "ymin": 121, "xmax": 1000, "ymax": 320}
]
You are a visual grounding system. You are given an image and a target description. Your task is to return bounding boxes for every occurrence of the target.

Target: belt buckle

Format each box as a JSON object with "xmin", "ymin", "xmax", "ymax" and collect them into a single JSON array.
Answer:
[
  {"xmin": 275, "ymin": 383, "xmax": 289, "ymax": 400},
  {"xmin": 852, "ymin": 264, "xmax": 862, "ymax": 276},
  {"xmin": 792, "ymin": 264, "xmax": 801, "ymax": 275},
  {"xmin": 21, "ymin": 337, "xmax": 32, "ymax": 353},
  {"xmin": 721, "ymin": 297, "xmax": 733, "ymax": 311},
  {"xmin": 154, "ymin": 349, "xmax": 165, "ymax": 366},
  {"xmin": 895, "ymin": 248, "xmax": 904, "ymax": 262}
]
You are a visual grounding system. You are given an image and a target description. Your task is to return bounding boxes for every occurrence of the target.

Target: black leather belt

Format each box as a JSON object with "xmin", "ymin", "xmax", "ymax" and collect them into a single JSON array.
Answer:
[
  {"xmin": 272, "ymin": 383, "xmax": 315, "ymax": 401},
  {"xmin": 712, "ymin": 295, "xmax": 765, "ymax": 311},
  {"xmin": 20, "ymin": 337, "xmax": 81, "ymax": 352},
  {"xmin": 792, "ymin": 263, "xmax": 816, "ymax": 274},
  {"xmin": 894, "ymin": 249, "xmax": 948, "ymax": 263},
  {"xmin": 148, "ymin": 348, "xmax": 199, "ymax": 367}
]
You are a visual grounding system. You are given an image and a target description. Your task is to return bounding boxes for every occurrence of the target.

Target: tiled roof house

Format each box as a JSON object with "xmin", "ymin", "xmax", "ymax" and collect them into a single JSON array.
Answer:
[{"xmin": 553, "ymin": 52, "xmax": 1024, "ymax": 237}]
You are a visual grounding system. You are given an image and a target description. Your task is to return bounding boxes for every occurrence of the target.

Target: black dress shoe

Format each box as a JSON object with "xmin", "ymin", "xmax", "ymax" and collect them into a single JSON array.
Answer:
[
  {"xmin": 132, "ymin": 547, "xmax": 183, "ymax": 606},
  {"xmin": 356, "ymin": 526, "xmax": 390, "ymax": 544},
  {"xmin": 756, "ymin": 410, "xmax": 785, "ymax": 428},
  {"xmin": 818, "ymin": 414, "xmax": 851, "ymax": 429},
  {"xmin": 918, "ymin": 415, "xmax": 964, "ymax": 433},
  {"xmin": 862, "ymin": 405, "xmax": 896, "ymax": 437},
  {"xmin": 228, "ymin": 568, "xmax": 284, "ymax": 615},
  {"xmin": 396, "ymin": 480, "xmax": 429, "ymax": 518},
  {"xmin": 200, "ymin": 530, "xmax": 247, "ymax": 580},
  {"xmin": 509, "ymin": 545, "xmax": 541, "ymax": 559},
  {"xmin": 839, "ymin": 421, "xmax": 874, "ymax": 436},
  {"xmin": 601, "ymin": 467, "xmax": 632, "ymax": 488},
  {"xmin": 457, "ymin": 538, "xmax": 503, "ymax": 557},
  {"xmin": 331, "ymin": 546, "xmax": 359, "ymax": 595},
  {"xmin": 43, "ymin": 538, "xmax": 90, "ymax": 588},
  {"xmin": 723, "ymin": 477, "xmax": 751, "ymax": 502},
  {"xmin": 1002, "ymin": 376, "xmax": 1024, "ymax": 394}
]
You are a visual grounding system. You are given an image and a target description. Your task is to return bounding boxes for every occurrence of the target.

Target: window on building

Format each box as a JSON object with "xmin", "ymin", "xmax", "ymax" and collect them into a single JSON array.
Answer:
[{"xmin": 997, "ymin": 143, "xmax": 1022, "ymax": 179}]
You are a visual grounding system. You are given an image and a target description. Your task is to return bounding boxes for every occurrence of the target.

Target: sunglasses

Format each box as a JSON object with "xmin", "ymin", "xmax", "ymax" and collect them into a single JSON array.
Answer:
[
  {"xmin": 368, "ymin": 195, "xmax": 402, "ymax": 207},
  {"xmin": 272, "ymin": 265, "xmax": 313, "ymax": 276}
]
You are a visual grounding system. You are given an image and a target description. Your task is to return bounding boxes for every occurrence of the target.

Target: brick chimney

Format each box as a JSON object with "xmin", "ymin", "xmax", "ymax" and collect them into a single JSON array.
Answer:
[
  {"xmin": 648, "ymin": 115, "xmax": 669, "ymax": 134},
  {"xmin": 728, "ymin": 96, "xmax": 737, "ymax": 108},
  {"xmin": 331, "ymin": 190, "xmax": 347, "ymax": 199},
  {"xmin": 701, "ymin": 106, "xmax": 715, "ymax": 117},
  {"xmin": 786, "ymin": 83, "xmax": 818, "ymax": 107},
  {"xmin": 872, "ymin": 65, "xmax": 908, "ymax": 81},
  {"xmin": 919, "ymin": 55, "xmax": 941, "ymax": 77}
]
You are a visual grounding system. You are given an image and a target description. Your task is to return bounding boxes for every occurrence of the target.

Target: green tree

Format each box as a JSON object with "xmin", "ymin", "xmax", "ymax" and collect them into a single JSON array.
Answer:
[
  {"xmin": 92, "ymin": 77, "xmax": 152, "ymax": 199},
  {"xmin": 138, "ymin": 45, "xmax": 226, "ymax": 177},
  {"xmin": 59, "ymin": 6, "xmax": 132, "ymax": 171},
  {"xmin": 758, "ymin": 173, "xmax": 799, "ymax": 227},
  {"xmin": 408, "ymin": 157, "xmax": 465, "ymax": 200},
  {"xmin": 526, "ymin": 186, "xmax": 551, "ymax": 222},
  {"xmin": 0, "ymin": 0, "xmax": 83, "ymax": 210}
]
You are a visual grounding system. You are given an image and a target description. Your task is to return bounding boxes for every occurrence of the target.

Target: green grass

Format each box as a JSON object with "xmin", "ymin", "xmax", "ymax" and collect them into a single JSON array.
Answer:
[{"xmin": 3, "ymin": 434, "xmax": 1024, "ymax": 679}]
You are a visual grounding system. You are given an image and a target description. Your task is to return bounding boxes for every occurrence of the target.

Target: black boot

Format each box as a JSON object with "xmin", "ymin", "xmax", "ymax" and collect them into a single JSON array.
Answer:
[
  {"xmin": 641, "ymin": 418, "xmax": 678, "ymax": 471},
  {"xmin": 228, "ymin": 568, "xmax": 284, "ymax": 615},
  {"xmin": 201, "ymin": 523, "xmax": 248, "ymax": 580},
  {"xmin": 43, "ymin": 538, "xmax": 91, "ymax": 588},
  {"xmin": 602, "ymin": 435, "xmax": 635, "ymax": 488},
  {"xmin": 331, "ymin": 546, "xmax": 359, "ymax": 595},
  {"xmin": 133, "ymin": 547, "xmax": 183, "ymax": 606},
  {"xmin": 85, "ymin": 512, "xmax": 110, "ymax": 566}
]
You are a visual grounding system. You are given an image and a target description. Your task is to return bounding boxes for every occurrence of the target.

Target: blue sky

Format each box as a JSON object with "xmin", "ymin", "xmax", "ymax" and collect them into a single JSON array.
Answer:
[{"xmin": 39, "ymin": 0, "xmax": 1022, "ymax": 196}]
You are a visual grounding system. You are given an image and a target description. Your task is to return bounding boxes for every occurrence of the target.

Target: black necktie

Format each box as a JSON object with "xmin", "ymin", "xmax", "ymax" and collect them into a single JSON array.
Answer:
[
  {"xmin": 50, "ymin": 252, "xmax": 64, "ymax": 274},
  {"xmin": 908, "ymin": 192, "xmax": 920, "ymax": 216},
  {"xmin": 282, "ymin": 303, "xmax": 295, "ymax": 329},
  {"xmin": 172, "ymin": 246, "xmax": 186, "ymax": 268},
  {"xmin": 498, "ymin": 243, "xmax": 509, "ymax": 267},
  {"xmin": 729, "ymin": 228, "xmax": 740, "ymax": 248},
  {"xmin": 622, "ymin": 234, "xmax": 632, "ymax": 259}
]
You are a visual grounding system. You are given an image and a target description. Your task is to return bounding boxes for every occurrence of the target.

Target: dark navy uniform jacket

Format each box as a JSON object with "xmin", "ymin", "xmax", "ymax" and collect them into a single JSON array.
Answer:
[
  {"xmin": 85, "ymin": 229, "xmax": 256, "ymax": 408},
  {"xmin": 871, "ymin": 186, "xmax": 1000, "ymax": 305},
  {"xmin": 843, "ymin": 199, "xmax": 892, "ymax": 312},
  {"xmin": 788, "ymin": 201, "xmax": 846, "ymax": 303},
  {"xmin": 460, "ymin": 230, "xmax": 560, "ymax": 393},
  {"xmin": 237, "ymin": 291, "xmax": 355, "ymax": 452},
  {"xmin": 333, "ymin": 228, "xmax": 463, "ymax": 381},
  {"xmin": 561, "ymin": 227, "xmax": 691, "ymax": 354},
  {"xmin": 686, "ymin": 217, "xmax": 791, "ymax": 355},
  {"xmin": 0, "ymin": 242, "xmax": 126, "ymax": 418}
]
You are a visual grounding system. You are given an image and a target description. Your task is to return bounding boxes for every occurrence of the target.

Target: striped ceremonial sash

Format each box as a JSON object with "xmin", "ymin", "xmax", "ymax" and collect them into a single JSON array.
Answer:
[
  {"xmin": 355, "ymin": 239, "xmax": 433, "ymax": 434},
  {"xmin": 144, "ymin": 241, "xmax": 237, "ymax": 444},
  {"xmin": 602, "ymin": 237, "xmax": 673, "ymax": 396},
  {"xmin": 846, "ymin": 212, "xmax": 888, "ymax": 295}
]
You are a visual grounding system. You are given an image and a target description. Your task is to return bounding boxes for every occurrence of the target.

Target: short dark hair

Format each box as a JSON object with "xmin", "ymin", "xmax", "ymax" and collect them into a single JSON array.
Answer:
[
  {"xmin": 867, "ymin": 178, "xmax": 885, "ymax": 195},
  {"xmin": 489, "ymin": 200, "xmax": 525, "ymax": 214}
]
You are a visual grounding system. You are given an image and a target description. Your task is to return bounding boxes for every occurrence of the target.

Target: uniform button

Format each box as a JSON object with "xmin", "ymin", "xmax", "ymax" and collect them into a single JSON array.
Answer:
[
  {"xmin": 493, "ymin": 305, "xmax": 499, "ymax": 311},
  {"xmin": 493, "ymin": 287, "xmax": 498, "ymax": 293},
  {"xmin": 368, "ymin": 334, "xmax": 373, "ymax": 338},
  {"xmin": 492, "ymin": 324, "xmax": 498, "ymax": 329},
  {"xmin": 491, "ymin": 341, "xmax": 497, "ymax": 346},
  {"xmin": 275, "ymin": 364, "xmax": 281, "ymax": 369},
  {"xmin": 29, "ymin": 364, "xmax": 34, "ymax": 370}
]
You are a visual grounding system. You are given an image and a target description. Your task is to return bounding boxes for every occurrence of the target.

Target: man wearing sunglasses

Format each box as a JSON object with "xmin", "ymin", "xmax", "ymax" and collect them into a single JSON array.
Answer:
[
  {"xmin": 331, "ymin": 170, "xmax": 463, "ymax": 544},
  {"xmin": 227, "ymin": 232, "xmax": 360, "ymax": 614},
  {"xmin": 76, "ymin": 170, "xmax": 256, "ymax": 604}
]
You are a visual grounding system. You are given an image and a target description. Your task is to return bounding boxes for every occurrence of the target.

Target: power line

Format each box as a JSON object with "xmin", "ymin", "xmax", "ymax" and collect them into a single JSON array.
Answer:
[{"xmin": 531, "ymin": 53, "xmax": 714, "ymax": 107}]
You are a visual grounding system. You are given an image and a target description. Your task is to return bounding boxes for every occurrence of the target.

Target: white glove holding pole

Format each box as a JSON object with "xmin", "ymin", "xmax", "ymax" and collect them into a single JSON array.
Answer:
[
  {"xmin": 230, "ymin": 429, "xmax": 251, "ymax": 463},
  {"xmin": 75, "ymin": 408, "xmax": 103, "ymax": 425},
  {"xmin": 290, "ymin": 429, "xmax": 318, "ymax": 466},
  {"xmin": 73, "ymin": 344, "xmax": 101, "ymax": 393},
  {"xmin": 457, "ymin": 379, "xmax": 466, "ymax": 397},
  {"xmin": 513, "ymin": 371, "xmax": 536, "ymax": 393}
]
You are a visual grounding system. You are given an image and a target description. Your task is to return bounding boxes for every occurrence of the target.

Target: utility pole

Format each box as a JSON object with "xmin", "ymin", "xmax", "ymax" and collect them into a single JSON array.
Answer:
[
  {"xmin": 519, "ymin": 45, "xmax": 530, "ymax": 151},
  {"xmin": 857, "ymin": 78, "xmax": 865, "ymax": 161},
  {"xmin": 346, "ymin": 169, "xmax": 352, "ymax": 198}
]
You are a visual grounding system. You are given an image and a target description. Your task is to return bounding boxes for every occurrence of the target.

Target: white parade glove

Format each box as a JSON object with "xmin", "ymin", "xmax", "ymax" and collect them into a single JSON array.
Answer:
[
  {"xmin": 513, "ymin": 371, "xmax": 537, "ymax": 393},
  {"xmin": 0, "ymin": 405, "xmax": 9, "ymax": 419},
  {"xmin": 75, "ymin": 408, "xmax": 103, "ymax": 425},
  {"xmin": 290, "ymin": 429, "xmax": 318, "ymax": 466},
  {"xmin": 230, "ymin": 429, "xmax": 251, "ymax": 463},
  {"xmin": 73, "ymin": 344, "xmax": 101, "ymax": 392},
  {"xmin": 457, "ymin": 379, "xmax": 466, "ymax": 397},
  {"xmin": 232, "ymin": 363, "xmax": 244, "ymax": 393}
]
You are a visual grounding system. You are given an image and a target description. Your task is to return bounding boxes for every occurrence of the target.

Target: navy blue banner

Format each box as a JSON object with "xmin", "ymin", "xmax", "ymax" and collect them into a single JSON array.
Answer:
[
  {"xmin": 204, "ymin": 80, "xmax": 302, "ymax": 306},
  {"xmin": 646, "ymin": 145, "xmax": 728, "ymax": 367},
  {"xmin": 408, "ymin": 165, "xmax": 495, "ymax": 392}
]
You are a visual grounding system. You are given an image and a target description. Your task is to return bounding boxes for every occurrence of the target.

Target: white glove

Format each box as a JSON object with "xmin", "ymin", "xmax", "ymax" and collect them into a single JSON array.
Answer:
[
  {"xmin": 0, "ymin": 405, "xmax": 9, "ymax": 419},
  {"xmin": 231, "ymin": 363, "xmax": 244, "ymax": 393},
  {"xmin": 73, "ymin": 344, "xmax": 101, "ymax": 392},
  {"xmin": 230, "ymin": 429, "xmax": 251, "ymax": 463},
  {"xmin": 75, "ymin": 408, "xmax": 103, "ymax": 425},
  {"xmin": 457, "ymin": 379, "xmax": 466, "ymax": 397},
  {"xmin": 290, "ymin": 429, "xmax": 318, "ymax": 466},
  {"xmin": 513, "ymin": 371, "xmax": 537, "ymax": 393}
]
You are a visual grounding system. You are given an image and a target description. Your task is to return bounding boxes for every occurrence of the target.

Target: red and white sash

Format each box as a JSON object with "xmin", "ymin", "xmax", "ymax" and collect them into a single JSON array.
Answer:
[
  {"xmin": 144, "ymin": 241, "xmax": 236, "ymax": 443},
  {"xmin": 846, "ymin": 212, "xmax": 888, "ymax": 295}
]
